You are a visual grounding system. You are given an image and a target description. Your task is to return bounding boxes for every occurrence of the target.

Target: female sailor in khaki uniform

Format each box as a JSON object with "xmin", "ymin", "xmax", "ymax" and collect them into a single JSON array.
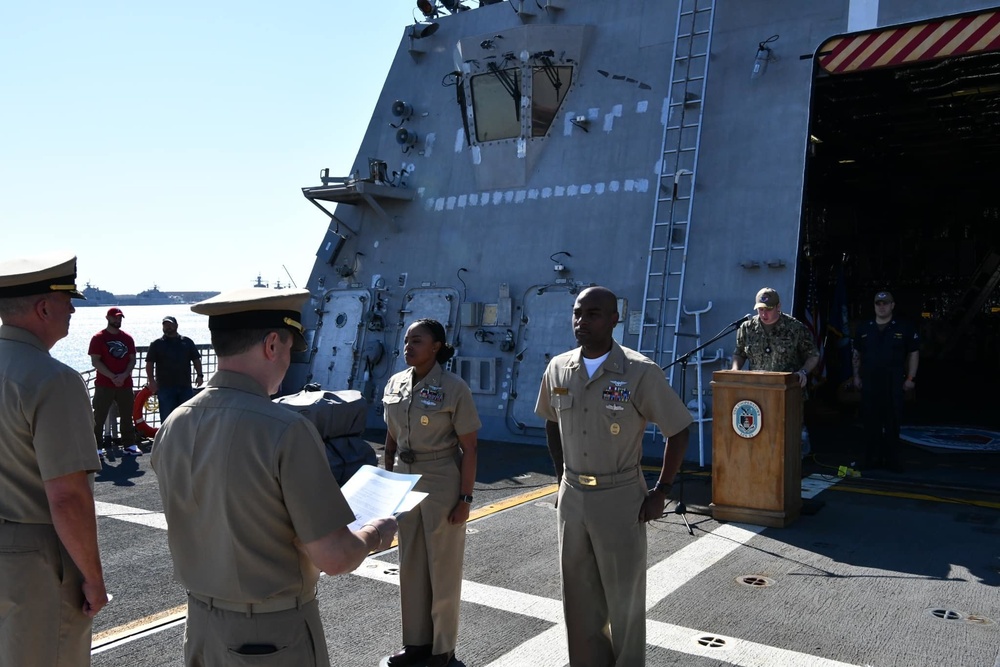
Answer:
[{"xmin": 383, "ymin": 319, "xmax": 480, "ymax": 667}]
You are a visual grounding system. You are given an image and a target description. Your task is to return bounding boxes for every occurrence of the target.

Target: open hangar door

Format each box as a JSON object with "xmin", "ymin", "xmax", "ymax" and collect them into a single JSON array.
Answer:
[{"xmin": 800, "ymin": 10, "xmax": 1000, "ymax": 431}]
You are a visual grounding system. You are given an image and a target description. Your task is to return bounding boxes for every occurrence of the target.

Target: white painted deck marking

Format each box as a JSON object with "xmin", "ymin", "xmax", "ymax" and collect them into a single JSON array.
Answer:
[
  {"xmin": 95, "ymin": 475, "xmax": 860, "ymax": 664},
  {"xmin": 647, "ymin": 522, "xmax": 764, "ymax": 608},
  {"xmin": 646, "ymin": 620, "xmax": 861, "ymax": 667},
  {"xmin": 802, "ymin": 474, "xmax": 841, "ymax": 499},
  {"xmin": 95, "ymin": 501, "xmax": 167, "ymax": 530},
  {"xmin": 354, "ymin": 563, "xmax": 563, "ymax": 623},
  {"xmin": 483, "ymin": 626, "xmax": 568, "ymax": 666}
]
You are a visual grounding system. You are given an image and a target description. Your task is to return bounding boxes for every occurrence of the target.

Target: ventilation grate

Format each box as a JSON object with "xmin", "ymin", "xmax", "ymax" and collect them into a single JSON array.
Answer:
[
  {"xmin": 737, "ymin": 575, "xmax": 775, "ymax": 587},
  {"xmin": 696, "ymin": 635, "xmax": 727, "ymax": 648}
]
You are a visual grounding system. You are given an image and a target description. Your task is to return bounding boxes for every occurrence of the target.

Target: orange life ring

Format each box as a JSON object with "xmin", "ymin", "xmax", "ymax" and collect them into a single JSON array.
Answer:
[{"xmin": 133, "ymin": 386, "xmax": 159, "ymax": 439}]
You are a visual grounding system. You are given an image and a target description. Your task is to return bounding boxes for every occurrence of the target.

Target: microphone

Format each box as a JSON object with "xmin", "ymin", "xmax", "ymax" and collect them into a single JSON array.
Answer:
[{"xmin": 730, "ymin": 313, "xmax": 754, "ymax": 327}]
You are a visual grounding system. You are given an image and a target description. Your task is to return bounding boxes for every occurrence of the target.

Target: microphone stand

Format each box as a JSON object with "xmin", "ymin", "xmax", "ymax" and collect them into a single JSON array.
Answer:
[{"xmin": 660, "ymin": 313, "xmax": 752, "ymax": 535}]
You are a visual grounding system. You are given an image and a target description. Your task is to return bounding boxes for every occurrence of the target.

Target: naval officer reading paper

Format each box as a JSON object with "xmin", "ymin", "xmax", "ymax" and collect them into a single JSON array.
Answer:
[{"xmin": 340, "ymin": 465, "xmax": 426, "ymax": 530}]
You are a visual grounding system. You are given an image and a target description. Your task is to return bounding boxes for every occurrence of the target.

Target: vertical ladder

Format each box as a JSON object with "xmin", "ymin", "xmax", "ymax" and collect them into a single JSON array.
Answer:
[{"xmin": 638, "ymin": 0, "xmax": 716, "ymax": 387}]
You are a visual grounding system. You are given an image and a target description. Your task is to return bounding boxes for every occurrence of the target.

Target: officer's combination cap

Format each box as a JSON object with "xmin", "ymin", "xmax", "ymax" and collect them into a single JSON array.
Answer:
[
  {"xmin": 192, "ymin": 287, "xmax": 309, "ymax": 352},
  {"xmin": 754, "ymin": 287, "xmax": 780, "ymax": 309},
  {"xmin": 874, "ymin": 291, "xmax": 894, "ymax": 303},
  {"xmin": 0, "ymin": 251, "xmax": 85, "ymax": 300}
]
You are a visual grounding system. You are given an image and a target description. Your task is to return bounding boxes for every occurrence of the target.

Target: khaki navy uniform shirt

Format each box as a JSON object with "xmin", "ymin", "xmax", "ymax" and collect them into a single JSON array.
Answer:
[
  {"xmin": 535, "ymin": 341, "xmax": 692, "ymax": 475},
  {"xmin": 151, "ymin": 370, "xmax": 355, "ymax": 602},
  {"xmin": 0, "ymin": 325, "xmax": 99, "ymax": 522},
  {"xmin": 383, "ymin": 362, "xmax": 481, "ymax": 457},
  {"xmin": 535, "ymin": 342, "xmax": 691, "ymax": 667},
  {"xmin": 734, "ymin": 312, "xmax": 819, "ymax": 373},
  {"xmin": 0, "ymin": 325, "xmax": 100, "ymax": 667},
  {"xmin": 383, "ymin": 362, "xmax": 480, "ymax": 653}
]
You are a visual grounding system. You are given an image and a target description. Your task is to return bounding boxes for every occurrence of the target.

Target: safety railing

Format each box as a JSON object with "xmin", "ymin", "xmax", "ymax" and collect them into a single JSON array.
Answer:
[{"xmin": 85, "ymin": 343, "xmax": 217, "ymax": 438}]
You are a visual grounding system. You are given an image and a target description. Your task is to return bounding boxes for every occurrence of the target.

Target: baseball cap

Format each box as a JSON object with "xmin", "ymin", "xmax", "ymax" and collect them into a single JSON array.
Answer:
[
  {"xmin": 162, "ymin": 316, "xmax": 178, "ymax": 325},
  {"xmin": 192, "ymin": 287, "xmax": 309, "ymax": 352},
  {"xmin": 754, "ymin": 287, "xmax": 780, "ymax": 309},
  {"xmin": 107, "ymin": 307, "xmax": 124, "ymax": 318},
  {"xmin": 874, "ymin": 291, "xmax": 893, "ymax": 303},
  {"xmin": 0, "ymin": 251, "xmax": 85, "ymax": 300}
]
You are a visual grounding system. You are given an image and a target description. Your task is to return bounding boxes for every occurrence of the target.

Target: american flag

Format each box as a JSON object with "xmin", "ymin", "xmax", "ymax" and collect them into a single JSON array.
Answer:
[
  {"xmin": 803, "ymin": 261, "xmax": 826, "ymax": 386},
  {"xmin": 826, "ymin": 262, "xmax": 852, "ymax": 384}
]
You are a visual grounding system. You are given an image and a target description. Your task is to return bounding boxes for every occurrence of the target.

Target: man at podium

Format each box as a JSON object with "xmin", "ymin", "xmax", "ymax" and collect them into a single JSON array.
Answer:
[
  {"xmin": 731, "ymin": 287, "xmax": 819, "ymax": 384},
  {"xmin": 731, "ymin": 287, "xmax": 820, "ymax": 459}
]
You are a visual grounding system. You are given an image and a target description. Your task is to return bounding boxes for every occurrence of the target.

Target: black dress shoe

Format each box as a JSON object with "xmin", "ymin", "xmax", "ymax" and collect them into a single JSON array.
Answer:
[
  {"xmin": 386, "ymin": 645, "xmax": 432, "ymax": 667},
  {"xmin": 426, "ymin": 650, "xmax": 454, "ymax": 667}
]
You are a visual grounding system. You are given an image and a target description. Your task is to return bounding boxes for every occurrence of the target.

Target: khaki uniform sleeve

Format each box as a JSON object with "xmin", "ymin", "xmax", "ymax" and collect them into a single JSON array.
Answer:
[
  {"xmin": 279, "ymin": 419, "xmax": 356, "ymax": 543},
  {"xmin": 451, "ymin": 379, "xmax": 481, "ymax": 436},
  {"xmin": 34, "ymin": 369, "xmax": 100, "ymax": 479},
  {"xmin": 534, "ymin": 363, "xmax": 556, "ymax": 421},
  {"xmin": 632, "ymin": 362, "xmax": 692, "ymax": 438}
]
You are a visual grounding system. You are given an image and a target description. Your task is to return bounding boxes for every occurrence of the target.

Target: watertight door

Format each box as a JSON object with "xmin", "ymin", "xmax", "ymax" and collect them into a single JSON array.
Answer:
[
  {"xmin": 310, "ymin": 289, "xmax": 370, "ymax": 391},
  {"xmin": 389, "ymin": 287, "xmax": 459, "ymax": 378},
  {"xmin": 509, "ymin": 288, "xmax": 580, "ymax": 430}
]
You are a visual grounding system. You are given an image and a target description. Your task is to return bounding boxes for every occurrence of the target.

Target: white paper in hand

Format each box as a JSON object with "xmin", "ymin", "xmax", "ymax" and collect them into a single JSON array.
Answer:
[{"xmin": 339, "ymin": 465, "xmax": 422, "ymax": 531}]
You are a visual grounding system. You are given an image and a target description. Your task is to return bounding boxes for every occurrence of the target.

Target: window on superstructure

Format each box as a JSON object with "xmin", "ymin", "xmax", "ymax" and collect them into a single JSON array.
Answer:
[
  {"xmin": 471, "ymin": 67, "xmax": 521, "ymax": 142},
  {"xmin": 531, "ymin": 65, "xmax": 572, "ymax": 137}
]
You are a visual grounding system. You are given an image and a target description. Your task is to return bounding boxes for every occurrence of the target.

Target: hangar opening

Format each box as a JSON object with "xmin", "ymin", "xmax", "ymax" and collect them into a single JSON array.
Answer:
[{"xmin": 800, "ymin": 11, "xmax": 1000, "ymax": 436}]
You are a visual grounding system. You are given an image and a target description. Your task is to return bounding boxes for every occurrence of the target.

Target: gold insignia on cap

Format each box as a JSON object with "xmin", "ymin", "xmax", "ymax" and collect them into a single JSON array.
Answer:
[
  {"xmin": 610, "ymin": 423, "xmax": 620, "ymax": 435},
  {"xmin": 420, "ymin": 415, "xmax": 429, "ymax": 426},
  {"xmin": 192, "ymin": 287, "xmax": 310, "ymax": 352},
  {"xmin": 0, "ymin": 251, "xmax": 85, "ymax": 299}
]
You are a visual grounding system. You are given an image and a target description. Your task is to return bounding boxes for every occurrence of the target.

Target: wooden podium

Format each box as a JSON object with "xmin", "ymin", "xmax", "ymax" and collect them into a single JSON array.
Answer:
[{"xmin": 710, "ymin": 371, "xmax": 802, "ymax": 527}]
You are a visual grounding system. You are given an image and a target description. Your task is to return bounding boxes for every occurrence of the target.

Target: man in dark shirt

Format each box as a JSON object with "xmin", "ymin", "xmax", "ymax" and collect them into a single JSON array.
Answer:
[
  {"xmin": 852, "ymin": 290, "xmax": 919, "ymax": 471},
  {"xmin": 146, "ymin": 315, "xmax": 203, "ymax": 421}
]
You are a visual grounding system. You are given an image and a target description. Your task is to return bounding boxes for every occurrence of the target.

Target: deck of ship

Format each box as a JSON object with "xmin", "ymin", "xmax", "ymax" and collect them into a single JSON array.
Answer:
[{"xmin": 87, "ymin": 434, "xmax": 999, "ymax": 667}]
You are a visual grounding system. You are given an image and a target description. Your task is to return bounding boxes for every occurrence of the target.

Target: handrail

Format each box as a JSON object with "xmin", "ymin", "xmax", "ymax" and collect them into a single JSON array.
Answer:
[{"xmin": 85, "ymin": 343, "xmax": 217, "ymax": 437}]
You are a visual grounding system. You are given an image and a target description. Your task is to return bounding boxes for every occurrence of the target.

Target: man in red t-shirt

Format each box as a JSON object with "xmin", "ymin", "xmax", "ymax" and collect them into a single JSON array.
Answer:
[{"xmin": 88, "ymin": 307, "xmax": 139, "ymax": 456}]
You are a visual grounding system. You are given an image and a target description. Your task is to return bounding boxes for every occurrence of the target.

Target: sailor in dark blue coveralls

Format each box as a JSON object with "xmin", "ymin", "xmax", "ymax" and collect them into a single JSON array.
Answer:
[{"xmin": 852, "ymin": 290, "xmax": 919, "ymax": 471}]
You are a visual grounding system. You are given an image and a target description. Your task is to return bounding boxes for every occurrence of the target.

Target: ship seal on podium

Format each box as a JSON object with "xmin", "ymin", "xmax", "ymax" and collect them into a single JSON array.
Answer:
[{"xmin": 732, "ymin": 400, "xmax": 762, "ymax": 439}]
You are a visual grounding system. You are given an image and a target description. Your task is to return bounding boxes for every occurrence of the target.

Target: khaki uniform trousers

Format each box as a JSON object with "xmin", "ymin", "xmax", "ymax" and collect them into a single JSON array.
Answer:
[
  {"xmin": 397, "ymin": 455, "xmax": 465, "ymax": 654},
  {"xmin": 184, "ymin": 595, "xmax": 329, "ymax": 667},
  {"xmin": 0, "ymin": 522, "xmax": 93, "ymax": 667},
  {"xmin": 557, "ymin": 478, "xmax": 648, "ymax": 667}
]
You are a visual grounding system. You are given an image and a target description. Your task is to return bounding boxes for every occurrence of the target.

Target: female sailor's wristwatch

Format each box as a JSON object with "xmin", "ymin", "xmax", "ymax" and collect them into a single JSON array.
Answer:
[{"xmin": 459, "ymin": 494, "xmax": 474, "ymax": 504}]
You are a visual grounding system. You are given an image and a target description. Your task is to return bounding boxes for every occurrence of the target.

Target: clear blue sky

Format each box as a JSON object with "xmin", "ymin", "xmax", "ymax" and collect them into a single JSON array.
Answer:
[{"xmin": 1, "ymin": 0, "xmax": 421, "ymax": 294}]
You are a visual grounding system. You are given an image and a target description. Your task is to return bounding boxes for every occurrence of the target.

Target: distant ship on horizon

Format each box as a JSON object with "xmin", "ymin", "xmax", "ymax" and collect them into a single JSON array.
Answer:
[
  {"xmin": 80, "ymin": 282, "xmax": 219, "ymax": 306},
  {"xmin": 252, "ymin": 273, "xmax": 293, "ymax": 289}
]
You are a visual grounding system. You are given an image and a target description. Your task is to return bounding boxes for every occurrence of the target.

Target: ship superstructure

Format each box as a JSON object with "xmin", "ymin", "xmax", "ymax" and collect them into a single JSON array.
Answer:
[{"xmin": 290, "ymin": 0, "xmax": 1000, "ymax": 461}]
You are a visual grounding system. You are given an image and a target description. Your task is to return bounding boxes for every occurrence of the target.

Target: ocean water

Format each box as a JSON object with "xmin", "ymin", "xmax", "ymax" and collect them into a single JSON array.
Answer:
[{"xmin": 51, "ymin": 304, "xmax": 212, "ymax": 373}]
